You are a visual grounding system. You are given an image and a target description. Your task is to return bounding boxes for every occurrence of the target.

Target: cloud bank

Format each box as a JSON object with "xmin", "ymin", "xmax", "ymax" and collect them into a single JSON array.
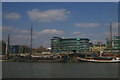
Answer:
[
  {"xmin": 74, "ymin": 22, "xmax": 100, "ymax": 28},
  {"xmin": 2, "ymin": 26, "xmax": 64, "ymax": 48},
  {"xmin": 38, "ymin": 29, "xmax": 64, "ymax": 35},
  {"xmin": 27, "ymin": 8, "xmax": 70, "ymax": 22},
  {"xmin": 3, "ymin": 12, "xmax": 21, "ymax": 20}
]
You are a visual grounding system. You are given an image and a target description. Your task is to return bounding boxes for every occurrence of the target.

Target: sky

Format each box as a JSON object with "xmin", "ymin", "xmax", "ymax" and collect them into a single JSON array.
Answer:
[{"xmin": 2, "ymin": 2, "xmax": 119, "ymax": 48}]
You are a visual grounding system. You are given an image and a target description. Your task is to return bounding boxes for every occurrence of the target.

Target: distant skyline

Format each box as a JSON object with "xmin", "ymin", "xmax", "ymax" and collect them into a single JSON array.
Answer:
[{"xmin": 2, "ymin": 2, "xmax": 118, "ymax": 48}]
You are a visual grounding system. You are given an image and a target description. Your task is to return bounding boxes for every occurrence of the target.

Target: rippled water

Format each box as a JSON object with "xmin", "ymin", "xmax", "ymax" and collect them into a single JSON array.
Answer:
[{"xmin": 2, "ymin": 62, "xmax": 119, "ymax": 78}]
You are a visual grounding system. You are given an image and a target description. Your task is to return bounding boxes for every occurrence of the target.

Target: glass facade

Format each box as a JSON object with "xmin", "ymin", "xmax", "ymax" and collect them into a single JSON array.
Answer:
[
  {"xmin": 105, "ymin": 36, "xmax": 120, "ymax": 54},
  {"xmin": 106, "ymin": 36, "xmax": 120, "ymax": 49},
  {"xmin": 51, "ymin": 37, "xmax": 61, "ymax": 53},
  {"xmin": 51, "ymin": 37, "xmax": 91, "ymax": 53}
]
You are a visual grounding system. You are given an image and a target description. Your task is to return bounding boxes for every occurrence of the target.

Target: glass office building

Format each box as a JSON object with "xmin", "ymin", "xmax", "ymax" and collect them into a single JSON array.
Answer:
[
  {"xmin": 105, "ymin": 36, "xmax": 120, "ymax": 54},
  {"xmin": 51, "ymin": 37, "xmax": 92, "ymax": 53}
]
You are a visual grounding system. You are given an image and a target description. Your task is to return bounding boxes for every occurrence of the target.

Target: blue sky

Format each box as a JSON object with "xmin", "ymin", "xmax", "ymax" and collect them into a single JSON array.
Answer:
[{"xmin": 2, "ymin": 2, "xmax": 118, "ymax": 48}]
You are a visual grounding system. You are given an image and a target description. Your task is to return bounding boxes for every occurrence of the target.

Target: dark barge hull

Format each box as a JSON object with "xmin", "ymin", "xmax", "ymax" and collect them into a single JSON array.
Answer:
[{"xmin": 32, "ymin": 59, "xmax": 65, "ymax": 62}]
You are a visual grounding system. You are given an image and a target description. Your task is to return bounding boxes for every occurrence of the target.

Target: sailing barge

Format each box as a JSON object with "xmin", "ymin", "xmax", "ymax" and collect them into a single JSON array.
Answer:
[
  {"xmin": 77, "ymin": 57, "xmax": 120, "ymax": 63},
  {"xmin": 29, "ymin": 25, "xmax": 65, "ymax": 62},
  {"xmin": 77, "ymin": 19, "xmax": 120, "ymax": 63},
  {"xmin": 31, "ymin": 55, "xmax": 65, "ymax": 62}
]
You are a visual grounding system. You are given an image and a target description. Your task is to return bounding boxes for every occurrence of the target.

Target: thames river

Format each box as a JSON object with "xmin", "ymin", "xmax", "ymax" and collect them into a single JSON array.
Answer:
[{"xmin": 2, "ymin": 62, "xmax": 119, "ymax": 78}]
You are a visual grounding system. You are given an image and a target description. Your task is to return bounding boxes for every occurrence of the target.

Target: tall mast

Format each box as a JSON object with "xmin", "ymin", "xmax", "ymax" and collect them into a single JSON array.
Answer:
[
  {"xmin": 7, "ymin": 33, "xmax": 10, "ymax": 59},
  {"xmin": 5, "ymin": 42, "xmax": 8, "ymax": 55},
  {"xmin": 109, "ymin": 19, "xmax": 112, "ymax": 54},
  {"xmin": 30, "ymin": 24, "xmax": 33, "ymax": 60}
]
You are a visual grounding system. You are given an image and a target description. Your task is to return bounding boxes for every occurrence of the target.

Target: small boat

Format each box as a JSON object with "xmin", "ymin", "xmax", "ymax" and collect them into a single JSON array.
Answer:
[
  {"xmin": 77, "ymin": 57, "xmax": 120, "ymax": 63},
  {"xmin": 0, "ymin": 55, "xmax": 14, "ymax": 62}
]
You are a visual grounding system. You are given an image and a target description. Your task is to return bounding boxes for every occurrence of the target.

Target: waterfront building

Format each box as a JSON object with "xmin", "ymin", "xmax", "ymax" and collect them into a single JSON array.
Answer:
[
  {"xmin": 104, "ymin": 36, "xmax": 120, "ymax": 55},
  {"xmin": 10, "ymin": 45, "xmax": 31, "ymax": 54},
  {"xmin": 1, "ymin": 40, "xmax": 6, "ymax": 55},
  {"xmin": 51, "ymin": 37, "xmax": 61, "ymax": 53},
  {"xmin": 51, "ymin": 37, "xmax": 92, "ymax": 54}
]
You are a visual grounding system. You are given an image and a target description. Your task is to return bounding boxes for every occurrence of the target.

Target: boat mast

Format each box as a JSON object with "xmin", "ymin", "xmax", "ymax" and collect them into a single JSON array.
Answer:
[
  {"xmin": 98, "ymin": 41, "xmax": 102, "ymax": 57},
  {"xmin": 109, "ymin": 19, "xmax": 112, "ymax": 54},
  {"xmin": 7, "ymin": 33, "xmax": 10, "ymax": 59},
  {"xmin": 5, "ymin": 42, "xmax": 8, "ymax": 55},
  {"xmin": 30, "ymin": 24, "xmax": 33, "ymax": 60}
]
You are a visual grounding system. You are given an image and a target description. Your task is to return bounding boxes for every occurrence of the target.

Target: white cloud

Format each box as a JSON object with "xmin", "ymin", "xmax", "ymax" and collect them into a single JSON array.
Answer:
[
  {"xmin": 74, "ymin": 22, "xmax": 100, "ymax": 28},
  {"xmin": 4, "ymin": 12, "xmax": 21, "ymax": 20},
  {"xmin": 27, "ymin": 8, "xmax": 70, "ymax": 22},
  {"xmin": 105, "ymin": 22, "xmax": 118, "ymax": 28},
  {"xmin": 2, "ymin": 26, "xmax": 64, "ymax": 48},
  {"xmin": 38, "ymin": 29, "xmax": 64, "ymax": 35}
]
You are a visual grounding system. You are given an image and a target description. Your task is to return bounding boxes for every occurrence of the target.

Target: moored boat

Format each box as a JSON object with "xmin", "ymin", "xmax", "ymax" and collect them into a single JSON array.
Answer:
[
  {"xmin": 77, "ymin": 57, "xmax": 120, "ymax": 63},
  {"xmin": 31, "ymin": 55, "xmax": 65, "ymax": 62},
  {"xmin": 77, "ymin": 19, "xmax": 120, "ymax": 63}
]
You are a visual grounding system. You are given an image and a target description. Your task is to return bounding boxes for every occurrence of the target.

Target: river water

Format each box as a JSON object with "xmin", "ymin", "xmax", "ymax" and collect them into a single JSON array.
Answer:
[{"xmin": 2, "ymin": 62, "xmax": 119, "ymax": 78}]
